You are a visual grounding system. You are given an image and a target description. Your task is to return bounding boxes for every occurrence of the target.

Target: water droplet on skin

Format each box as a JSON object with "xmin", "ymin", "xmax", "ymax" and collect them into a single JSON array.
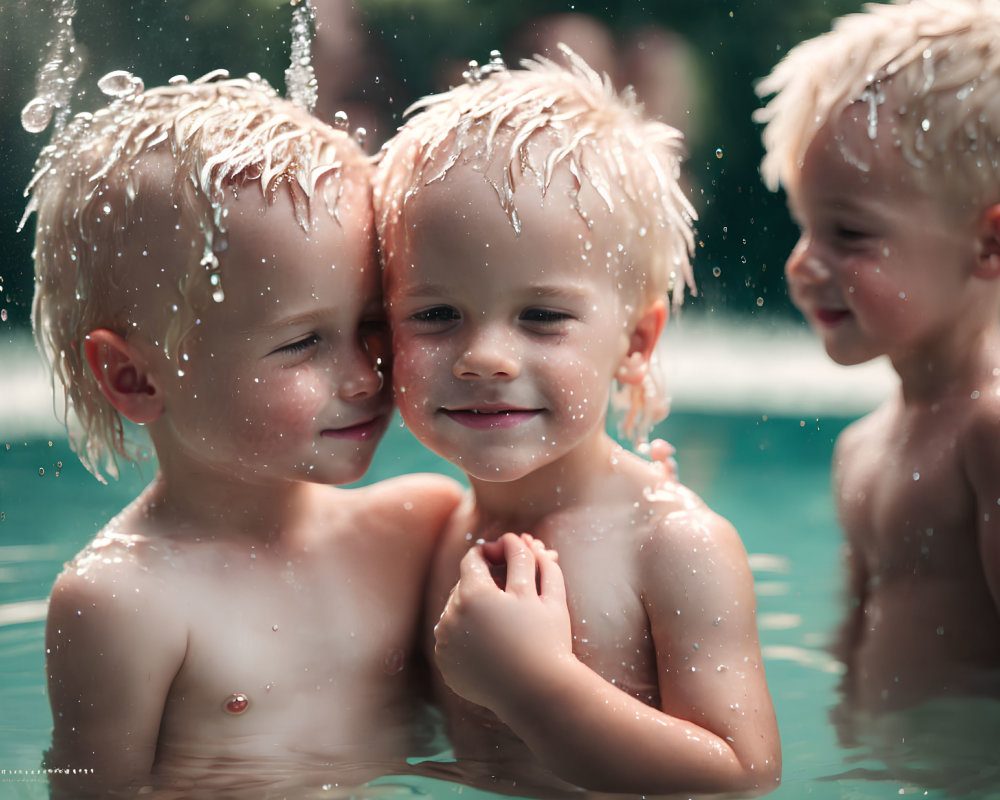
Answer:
[{"xmin": 913, "ymin": 472, "xmax": 920, "ymax": 481}]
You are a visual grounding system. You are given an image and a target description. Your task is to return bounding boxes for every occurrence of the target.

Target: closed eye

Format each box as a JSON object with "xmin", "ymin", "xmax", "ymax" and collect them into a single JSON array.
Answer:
[
  {"xmin": 835, "ymin": 226, "xmax": 871, "ymax": 241},
  {"xmin": 271, "ymin": 334, "xmax": 319, "ymax": 356}
]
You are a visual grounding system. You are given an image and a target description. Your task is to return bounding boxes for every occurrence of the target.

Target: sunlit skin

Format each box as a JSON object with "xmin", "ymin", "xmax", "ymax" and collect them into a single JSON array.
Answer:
[
  {"xmin": 44, "ymin": 164, "xmax": 461, "ymax": 797},
  {"xmin": 785, "ymin": 102, "xmax": 1000, "ymax": 716},
  {"xmin": 384, "ymin": 155, "xmax": 781, "ymax": 797}
]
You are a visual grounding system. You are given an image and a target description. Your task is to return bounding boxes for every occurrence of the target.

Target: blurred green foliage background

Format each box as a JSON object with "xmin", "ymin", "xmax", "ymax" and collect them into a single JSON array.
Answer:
[{"xmin": 0, "ymin": 0, "xmax": 865, "ymax": 335}]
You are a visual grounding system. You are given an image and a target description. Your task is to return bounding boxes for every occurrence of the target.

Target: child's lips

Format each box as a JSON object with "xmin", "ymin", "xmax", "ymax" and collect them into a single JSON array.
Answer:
[
  {"xmin": 321, "ymin": 414, "xmax": 387, "ymax": 441},
  {"xmin": 815, "ymin": 307, "xmax": 851, "ymax": 327},
  {"xmin": 442, "ymin": 407, "xmax": 542, "ymax": 430}
]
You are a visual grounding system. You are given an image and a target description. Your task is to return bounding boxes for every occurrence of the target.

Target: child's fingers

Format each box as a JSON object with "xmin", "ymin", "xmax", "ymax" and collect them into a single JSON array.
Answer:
[
  {"xmin": 521, "ymin": 532, "xmax": 558, "ymax": 561},
  {"xmin": 479, "ymin": 538, "xmax": 506, "ymax": 565},
  {"xmin": 457, "ymin": 543, "xmax": 496, "ymax": 589},
  {"xmin": 500, "ymin": 532, "xmax": 538, "ymax": 596},
  {"xmin": 535, "ymin": 545, "xmax": 567, "ymax": 602}
]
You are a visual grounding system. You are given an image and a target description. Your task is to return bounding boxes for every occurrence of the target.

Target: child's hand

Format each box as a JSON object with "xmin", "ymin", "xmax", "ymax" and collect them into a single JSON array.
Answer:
[
  {"xmin": 645, "ymin": 437, "xmax": 678, "ymax": 481},
  {"xmin": 433, "ymin": 533, "xmax": 573, "ymax": 711}
]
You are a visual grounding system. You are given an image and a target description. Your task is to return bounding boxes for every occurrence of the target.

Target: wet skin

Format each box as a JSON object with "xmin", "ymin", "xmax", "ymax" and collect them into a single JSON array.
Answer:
[
  {"xmin": 384, "ymin": 155, "xmax": 781, "ymax": 796},
  {"xmin": 45, "ymin": 169, "xmax": 462, "ymax": 796},
  {"xmin": 786, "ymin": 105, "xmax": 1000, "ymax": 715}
]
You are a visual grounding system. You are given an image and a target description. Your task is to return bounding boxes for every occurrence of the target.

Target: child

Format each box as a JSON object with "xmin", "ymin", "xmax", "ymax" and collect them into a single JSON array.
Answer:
[
  {"xmin": 374, "ymin": 47, "xmax": 781, "ymax": 797},
  {"xmin": 27, "ymin": 72, "xmax": 461, "ymax": 797},
  {"xmin": 755, "ymin": 0, "xmax": 1000, "ymax": 727}
]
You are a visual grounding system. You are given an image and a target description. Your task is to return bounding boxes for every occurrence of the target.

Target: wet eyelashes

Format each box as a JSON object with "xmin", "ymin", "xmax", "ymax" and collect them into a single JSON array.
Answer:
[{"xmin": 272, "ymin": 333, "xmax": 319, "ymax": 355}]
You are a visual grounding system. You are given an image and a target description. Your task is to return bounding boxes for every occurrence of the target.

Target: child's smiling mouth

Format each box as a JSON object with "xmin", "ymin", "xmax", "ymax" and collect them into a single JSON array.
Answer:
[
  {"xmin": 815, "ymin": 307, "xmax": 851, "ymax": 327},
  {"xmin": 321, "ymin": 415, "xmax": 388, "ymax": 440},
  {"xmin": 442, "ymin": 407, "xmax": 543, "ymax": 429}
]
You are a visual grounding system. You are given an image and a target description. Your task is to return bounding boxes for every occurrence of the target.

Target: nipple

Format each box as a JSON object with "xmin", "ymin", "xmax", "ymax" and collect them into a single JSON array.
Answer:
[{"xmin": 223, "ymin": 692, "xmax": 249, "ymax": 714}]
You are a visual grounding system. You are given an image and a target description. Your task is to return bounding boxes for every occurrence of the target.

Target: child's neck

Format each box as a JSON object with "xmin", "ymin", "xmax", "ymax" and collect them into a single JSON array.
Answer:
[
  {"xmin": 466, "ymin": 430, "xmax": 631, "ymax": 529},
  {"xmin": 143, "ymin": 464, "xmax": 320, "ymax": 545},
  {"xmin": 894, "ymin": 322, "xmax": 1000, "ymax": 406}
]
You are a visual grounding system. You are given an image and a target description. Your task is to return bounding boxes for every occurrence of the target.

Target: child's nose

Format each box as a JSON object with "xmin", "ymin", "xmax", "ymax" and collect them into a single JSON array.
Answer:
[
  {"xmin": 335, "ymin": 346, "xmax": 385, "ymax": 401},
  {"xmin": 453, "ymin": 325, "xmax": 520, "ymax": 380},
  {"xmin": 785, "ymin": 236, "xmax": 832, "ymax": 285}
]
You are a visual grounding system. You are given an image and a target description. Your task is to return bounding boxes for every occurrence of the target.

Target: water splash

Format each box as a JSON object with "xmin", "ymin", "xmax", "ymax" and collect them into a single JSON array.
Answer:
[
  {"xmin": 285, "ymin": 0, "xmax": 317, "ymax": 111},
  {"xmin": 20, "ymin": 0, "xmax": 83, "ymax": 135},
  {"xmin": 97, "ymin": 69, "xmax": 144, "ymax": 99}
]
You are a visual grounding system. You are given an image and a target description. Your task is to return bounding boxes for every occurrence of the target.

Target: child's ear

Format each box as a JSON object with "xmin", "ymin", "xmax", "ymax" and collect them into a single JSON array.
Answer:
[
  {"xmin": 615, "ymin": 299, "xmax": 667, "ymax": 386},
  {"xmin": 84, "ymin": 329, "xmax": 164, "ymax": 424},
  {"xmin": 975, "ymin": 204, "xmax": 1000, "ymax": 280}
]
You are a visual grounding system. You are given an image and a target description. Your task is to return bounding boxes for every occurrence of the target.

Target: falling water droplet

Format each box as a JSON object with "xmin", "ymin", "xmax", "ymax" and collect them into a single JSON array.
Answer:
[
  {"xmin": 97, "ymin": 70, "xmax": 144, "ymax": 98},
  {"xmin": 20, "ymin": 97, "xmax": 54, "ymax": 134}
]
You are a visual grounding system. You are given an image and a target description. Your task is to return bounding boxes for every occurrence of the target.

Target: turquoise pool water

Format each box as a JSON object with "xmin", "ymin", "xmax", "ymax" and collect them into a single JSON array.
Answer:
[{"xmin": 2, "ymin": 404, "xmax": 958, "ymax": 800}]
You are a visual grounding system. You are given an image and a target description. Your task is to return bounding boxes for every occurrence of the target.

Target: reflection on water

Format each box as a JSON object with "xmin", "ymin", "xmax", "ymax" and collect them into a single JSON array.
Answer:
[{"xmin": 828, "ymin": 697, "xmax": 1000, "ymax": 796}]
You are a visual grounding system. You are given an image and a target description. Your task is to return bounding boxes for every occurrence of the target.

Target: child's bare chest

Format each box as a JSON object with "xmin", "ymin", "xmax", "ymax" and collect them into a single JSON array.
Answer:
[
  {"xmin": 838, "ymin": 413, "xmax": 977, "ymax": 581},
  {"xmin": 527, "ymin": 515, "xmax": 661, "ymax": 703},
  {"xmin": 158, "ymin": 547, "xmax": 424, "ymax": 753}
]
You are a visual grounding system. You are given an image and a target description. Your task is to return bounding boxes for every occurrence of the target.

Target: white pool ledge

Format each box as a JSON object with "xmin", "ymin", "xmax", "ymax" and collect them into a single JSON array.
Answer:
[{"xmin": 2, "ymin": 319, "xmax": 897, "ymax": 437}]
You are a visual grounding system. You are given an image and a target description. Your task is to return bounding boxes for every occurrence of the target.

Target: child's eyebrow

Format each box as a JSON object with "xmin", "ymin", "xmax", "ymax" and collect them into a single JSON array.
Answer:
[{"xmin": 252, "ymin": 305, "xmax": 382, "ymax": 335}]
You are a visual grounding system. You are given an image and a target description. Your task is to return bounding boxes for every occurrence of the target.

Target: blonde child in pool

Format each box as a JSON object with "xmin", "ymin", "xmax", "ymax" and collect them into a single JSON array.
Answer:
[
  {"xmin": 374, "ymin": 48, "xmax": 781, "ymax": 797},
  {"xmin": 27, "ymin": 73, "xmax": 460, "ymax": 797},
  {"xmin": 756, "ymin": 0, "xmax": 1000, "ymax": 721}
]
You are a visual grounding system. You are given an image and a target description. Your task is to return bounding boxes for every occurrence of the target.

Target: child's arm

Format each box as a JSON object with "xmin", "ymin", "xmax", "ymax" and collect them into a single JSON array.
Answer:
[
  {"xmin": 828, "ymin": 433, "xmax": 870, "ymax": 678},
  {"xmin": 964, "ymin": 403, "xmax": 1000, "ymax": 613},
  {"xmin": 434, "ymin": 527, "xmax": 781, "ymax": 796},
  {"xmin": 45, "ymin": 558, "xmax": 186, "ymax": 798}
]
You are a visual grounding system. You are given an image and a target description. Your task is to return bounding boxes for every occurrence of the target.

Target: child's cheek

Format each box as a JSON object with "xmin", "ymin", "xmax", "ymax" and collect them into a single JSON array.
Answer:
[
  {"xmin": 238, "ymin": 373, "xmax": 328, "ymax": 440},
  {"xmin": 390, "ymin": 340, "xmax": 440, "ymax": 424}
]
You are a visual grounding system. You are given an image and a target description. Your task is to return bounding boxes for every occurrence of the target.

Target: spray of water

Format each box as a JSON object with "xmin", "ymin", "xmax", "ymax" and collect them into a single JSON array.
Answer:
[
  {"xmin": 20, "ymin": 0, "xmax": 83, "ymax": 135},
  {"xmin": 285, "ymin": 0, "xmax": 318, "ymax": 112}
]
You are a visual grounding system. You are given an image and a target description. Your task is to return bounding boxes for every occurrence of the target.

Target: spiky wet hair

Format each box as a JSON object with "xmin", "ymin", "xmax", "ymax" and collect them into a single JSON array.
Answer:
[
  {"xmin": 25, "ymin": 71, "xmax": 368, "ymax": 480},
  {"xmin": 373, "ymin": 45, "xmax": 696, "ymax": 444},
  {"xmin": 756, "ymin": 0, "xmax": 1000, "ymax": 207}
]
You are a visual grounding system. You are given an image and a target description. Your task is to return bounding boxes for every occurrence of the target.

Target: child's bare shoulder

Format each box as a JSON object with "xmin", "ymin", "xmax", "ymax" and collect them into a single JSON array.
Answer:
[
  {"xmin": 343, "ymin": 473, "xmax": 463, "ymax": 534},
  {"xmin": 48, "ymin": 521, "xmax": 188, "ymax": 661},
  {"xmin": 834, "ymin": 402, "xmax": 892, "ymax": 463},
  {"xmin": 633, "ymin": 476, "xmax": 748, "ymax": 582},
  {"xmin": 962, "ymin": 387, "xmax": 1000, "ymax": 476}
]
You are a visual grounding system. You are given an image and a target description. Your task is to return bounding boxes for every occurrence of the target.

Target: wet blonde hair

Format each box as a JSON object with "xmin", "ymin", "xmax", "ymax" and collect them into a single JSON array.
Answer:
[
  {"xmin": 756, "ymin": 0, "xmax": 1000, "ymax": 210},
  {"xmin": 373, "ymin": 45, "xmax": 696, "ymax": 444},
  {"xmin": 25, "ymin": 71, "xmax": 369, "ymax": 481}
]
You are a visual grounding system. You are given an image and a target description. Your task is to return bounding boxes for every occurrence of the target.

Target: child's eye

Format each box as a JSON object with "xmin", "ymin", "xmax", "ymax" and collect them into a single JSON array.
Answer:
[
  {"xmin": 520, "ymin": 308, "xmax": 572, "ymax": 325},
  {"xmin": 412, "ymin": 306, "xmax": 460, "ymax": 324},
  {"xmin": 834, "ymin": 225, "xmax": 873, "ymax": 243},
  {"xmin": 272, "ymin": 334, "xmax": 319, "ymax": 356}
]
